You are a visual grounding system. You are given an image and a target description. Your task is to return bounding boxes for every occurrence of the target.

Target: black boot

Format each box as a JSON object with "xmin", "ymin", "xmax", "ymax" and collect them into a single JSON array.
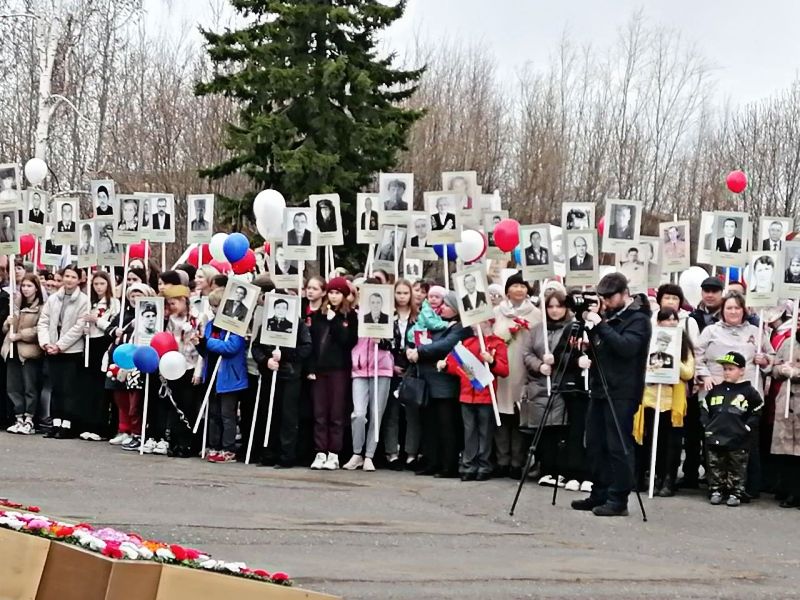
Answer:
[{"xmin": 657, "ymin": 475, "xmax": 676, "ymax": 497}]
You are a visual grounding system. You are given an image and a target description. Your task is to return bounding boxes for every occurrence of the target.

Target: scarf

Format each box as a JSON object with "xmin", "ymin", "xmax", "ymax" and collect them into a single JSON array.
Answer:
[{"xmin": 498, "ymin": 299, "xmax": 536, "ymax": 339}]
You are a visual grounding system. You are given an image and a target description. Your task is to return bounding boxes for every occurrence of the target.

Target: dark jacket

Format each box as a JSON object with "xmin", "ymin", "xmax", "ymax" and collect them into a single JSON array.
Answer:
[
  {"xmin": 251, "ymin": 320, "xmax": 312, "ymax": 380},
  {"xmin": 391, "ymin": 312, "xmax": 416, "ymax": 373},
  {"xmin": 700, "ymin": 380, "xmax": 763, "ymax": 450},
  {"xmin": 414, "ymin": 321, "xmax": 472, "ymax": 399},
  {"xmin": 586, "ymin": 294, "xmax": 652, "ymax": 403},
  {"xmin": 308, "ymin": 309, "xmax": 358, "ymax": 373}
]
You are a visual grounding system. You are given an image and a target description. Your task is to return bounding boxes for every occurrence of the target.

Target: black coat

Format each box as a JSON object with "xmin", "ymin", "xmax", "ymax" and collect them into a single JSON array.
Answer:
[
  {"xmin": 586, "ymin": 294, "xmax": 652, "ymax": 404},
  {"xmin": 252, "ymin": 320, "xmax": 312, "ymax": 380},
  {"xmin": 307, "ymin": 309, "xmax": 358, "ymax": 373},
  {"xmin": 701, "ymin": 381, "xmax": 763, "ymax": 450},
  {"xmin": 414, "ymin": 322, "xmax": 472, "ymax": 399}
]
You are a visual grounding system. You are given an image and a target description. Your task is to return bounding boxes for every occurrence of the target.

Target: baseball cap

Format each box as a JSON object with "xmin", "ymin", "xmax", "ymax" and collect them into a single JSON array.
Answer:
[
  {"xmin": 700, "ymin": 276, "xmax": 724, "ymax": 291},
  {"xmin": 716, "ymin": 352, "xmax": 746, "ymax": 369},
  {"xmin": 596, "ymin": 272, "xmax": 628, "ymax": 297}
]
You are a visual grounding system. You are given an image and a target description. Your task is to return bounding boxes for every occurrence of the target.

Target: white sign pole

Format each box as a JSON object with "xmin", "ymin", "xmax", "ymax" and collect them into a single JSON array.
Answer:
[
  {"xmin": 786, "ymin": 302, "xmax": 799, "ymax": 419},
  {"xmin": 648, "ymin": 384, "xmax": 663, "ymax": 499},
  {"xmin": 193, "ymin": 357, "xmax": 222, "ymax": 434},
  {"xmin": 755, "ymin": 309, "xmax": 764, "ymax": 392},
  {"xmin": 393, "ymin": 225, "xmax": 399, "ymax": 279},
  {"xmin": 373, "ymin": 341, "xmax": 380, "ymax": 441},
  {"xmin": 540, "ymin": 279, "xmax": 551, "ymax": 395},
  {"xmin": 118, "ymin": 245, "xmax": 131, "ymax": 330},
  {"xmin": 261, "ymin": 369, "xmax": 278, "ymax": 448},
  {"xmin": 476, "ymin": 326, "xmax": 501, "ymax": 426},
  {"xmin": 8, "ymin": 254, "xmax": 15, "ymax": 360},
  {"xmin": 139, "ymin": 374, "xmax": 151, "ymax": 455},
  {"xmin": 161, "ymin": 242, "xmax": 166, "ymax": 273},
  {"xmin": 84, "ymin": 265, "xmax": 91, "ymax": 368}
]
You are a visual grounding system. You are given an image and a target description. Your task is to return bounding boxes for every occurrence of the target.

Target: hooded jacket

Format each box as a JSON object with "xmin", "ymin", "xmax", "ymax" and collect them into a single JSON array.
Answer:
[
  {"xmin": 700, "ymin": 379, "xmax": 763, "ymax": 450},
  {"xmin": 2, "ymin": 298, "xmax": 43, "ymax": 361},
  {"xmin": 586, "ymin": 293, "xmax": 652, "ymax": 403},
  {"xmin": 201, "ymin": 321, "xmax": 248, "ymax": 394}
]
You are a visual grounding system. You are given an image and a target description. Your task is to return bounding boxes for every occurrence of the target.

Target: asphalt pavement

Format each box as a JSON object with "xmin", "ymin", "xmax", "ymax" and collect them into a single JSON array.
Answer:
[{"xmin": 0, "ymin": 433, "xmax": 798, "ymax": 599}]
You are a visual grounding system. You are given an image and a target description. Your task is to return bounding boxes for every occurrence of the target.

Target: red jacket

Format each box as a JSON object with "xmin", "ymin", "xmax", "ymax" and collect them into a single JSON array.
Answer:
[{"xmin": 444, "ymin": 334, "xmax": 509, "ymax": 405}]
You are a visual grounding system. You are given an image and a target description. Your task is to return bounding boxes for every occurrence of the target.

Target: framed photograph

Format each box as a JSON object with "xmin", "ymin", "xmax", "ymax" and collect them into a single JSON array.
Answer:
[
  {"xmin": 453, "ymin": 265, "xmax": 493, "ymax": 327},
  {"xmin": 378, "ymin": 173, "xmax": 413, "ymax": 225},
  {"xmin": 520, "ymin": 224, "xmax": 554, "ymax": 281},
  {"xmin": 0, "ymin": 163, "xmax": 21, "ymax": 203},
  {"xmin": 42, "ymin": 226, "xmax": 62, "ymax": 267},
  {"xmin": 24, "ymin": 189, "xmax": 47, "ymax": 236},
  {"xmin": 484, "ymin": 210, "xmax": 509, "ymax": 259},
  {"xmin": 268, "ymin": 242, "xmax": 304, "ymax": 290},
  {"xmin": 114, "ymin": 195, "xmax": 142, "ymax": 243},
  {"xmin": 373, "ymin": 225, "xmax": 407, "ymax": 274},
  {"xmin": 145, "ymin": 193, "xmax": 175, "ymax": 243},
  {"xmin": 403, "ymin": 257, "xmax": 423, "ymax": 280},
  {"xmin": 310, "ymin": 193, "xmax": 343, "ymax": 246},
  {"xmin": 282, "ymin": 207, "xmax": 316, "ymax": 261},
  {"xmin": 53, "ymin": 198, "xmax": 79, "ymax": 246},
  {"xmin": 357, "ymin": 193, "xmax": 381, "ymax": 244},
  {"xmin": 76, "ymin": 220, "xmax": 97, "ymax": 268},
  {"xmin": 96, "ymin": 218, "xmax": 122, "ymax": 266},
  {"xmin": 696, "ymin": 211, "xmax": 715, "ymax": 265},
  {"xmin": 712, "ymin": 211, "xmax": 749, "ymax": 268},
  {"xmin": 640, "ymin": 236, "xmax": 663, "ymax": 289},
  {"xmin": 564, "ymin": 229, "xmax": 599, "ymax": 287},
  {"xmin": 0, "ymin": 209, "xmax": 18, "ymax": 255},
  {"xmin": 561, "ymin": 202, "xmax": 595, "ymax": 231},
  {"xmin": 214, "ymin": 278, "xmax": 260, "ymax": 336},
  {"xmin": 405, "ymin": 211, "xmax": 437, "ymax": 260},
  {"xmin": 615, "ymin": 244, "xmax": 648, "ymax": 292},
  {"xmin": 187, "ymin": 194, "xmax": 214, "ymax": 244},
  {"xmin": 442, "ymin": 170, "xmax": 479, "ymax": 225},
  {"xmin": 747, "ymin": 251, "xmax": 780, "ymax": 307},
  {"xmin": 659, "ymin": 220, "xmax": 691, "ymax": 272},
  {"xmin": 424, "ymin": 191, "xmax": 460, "ymax": 244},
  {"xmin": 602, "ymin": 199, "xmax": 642, "ymax": 253},
  {"xmin": 782, "ymin": 241, "xmax": 800, "ymax": 297},
  {"xmin": 645, "ymin": 326, "xmax": 683, "ymax": 385},
  {"xmin": 260, "ymin": 293, "xmax": 299, "ymax": 348},
  {"xmin": 91, "ymin": 180, "xmax": 116, "ymax": 218},
  {"xmin": 758, "ymin": 217, "xmax": 793, "ymax": 253},
  {"xmin": 134, "ymin": 296, "xmax": 164, "ymax": 346},
  {"xmin": 358, "ymin": 283, "xmax": 394, "ymax": 339}
]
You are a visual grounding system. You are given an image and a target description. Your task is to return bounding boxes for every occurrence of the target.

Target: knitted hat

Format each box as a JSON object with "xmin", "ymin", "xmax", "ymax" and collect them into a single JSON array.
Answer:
[
  {"xmin": 162, "ymin": 285, "xmax": 191, "ymax": 299},
  {"xmin": 327, "ymin": 276, "xmax": 351, "ymax": 296},
  {"xmin": 488, "ymin": 283, "xmax": 504, "ymax": 297},
  {"xmin": 442, "ymin": 291, "xmax": 459, "ymax": 312},
  {"xmin": 429, "ymin": 285, "xmax": 447, "ymax": 299},
  {"xmin": 126, "ymin": 283, "xmax": 155, "ymax": 299},
  {"xmin": 504, "ymin": 271, "xmax": 531, "ymax": 296}
]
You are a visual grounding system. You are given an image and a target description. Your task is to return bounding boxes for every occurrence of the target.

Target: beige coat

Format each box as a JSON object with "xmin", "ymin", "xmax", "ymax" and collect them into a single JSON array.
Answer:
[
  {"xmin": 770, "ymin": 343, "xmax": 800, "ymax": 457},
  {"xmin": 492, "ymin": 299, "xmax": 541, "ymax": 414},
  {"xmin": 1, "ymin": 299, "xmax": 43, "ymax": 361},
  {"xmin": 37, "ymin": 288, "xmax": 91, "ymax": 354}
]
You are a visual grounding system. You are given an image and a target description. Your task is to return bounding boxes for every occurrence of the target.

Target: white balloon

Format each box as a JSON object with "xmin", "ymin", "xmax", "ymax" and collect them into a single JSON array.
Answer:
[
  {"xmin": 159, "ymin": 351, "xmax": 186, "ymax": 381},
  {"xmin": 209, "ymin": 232, "xmax": 229, "ymax": 262},
  {"xmin": 24, "ymin": 158, "xmax": 47, "ymax": 186},
  {"xmin": 455, "ymin": 229, "xmax": 486, "ymax": 263},
  {"xmin": 256, "ymin": 214, "xmax": 283, "ymax": 241},
  {"xmin": 253, "ymin": 189, "xmax": 286, "ymax": 223},
  {"xmin": 678, "ymin": 266, "xmax": 710, "ymax": 308}
]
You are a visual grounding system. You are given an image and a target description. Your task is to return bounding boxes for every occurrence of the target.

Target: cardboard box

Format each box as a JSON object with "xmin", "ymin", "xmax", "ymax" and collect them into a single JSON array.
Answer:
[
  {"xmin": 0, "ymin": 527, "xmax": 52, "ymax": 600},
  {"xmin": 155, "ymin": 565, "xmax": 340, "ymax": 600}
]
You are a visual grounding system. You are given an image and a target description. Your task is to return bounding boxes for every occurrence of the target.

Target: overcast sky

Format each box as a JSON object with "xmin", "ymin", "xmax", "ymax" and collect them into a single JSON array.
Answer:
[{"xmin": 147, "ymin": 0, "xmax": 799, "ymax": 105}]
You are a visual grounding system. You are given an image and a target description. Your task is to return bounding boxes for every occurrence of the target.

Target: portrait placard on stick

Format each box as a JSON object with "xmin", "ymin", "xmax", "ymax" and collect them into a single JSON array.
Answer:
[
  {"xmin": 405, "ymin": 211, "xmax": 436, "ymax": 261},
  {"xmin": 659, "ymin": 220, "xmax": 691, "ymax": 272},
  {"xmin": 373, "ymin": 225, "xmax": 406, "ymax": 274},
  {"xmin": 144, "ymin": 193, "xmax": 176, "ymax": 243},
  {"xmin": 187, "ymin": 194, "xmax": 214, "ymax": 244},
  {"xmin": 114, "ymin": 195, "xmax": 142, "ymax": 244},
  {"xmin": 747, "ymin": 251, "xmax": 780, "ymax": 307},
  {"xmin": 357, "ymin": 193, "xmax": 381, "ymax": 244},
  {"xmin": 564, "ymin": 229, "xmax": 599, "ymax": 287},
  {"xmin": 646, "ymin": 326, "xmax": 682, "ymax": 385},
  {"xmin": 696, "ymin": 211, "xmax": 715, "ymax": 265},
  {"xmin": 424, "ymin": 191, "xmax": 461, "ymax": 245},
  {"xmin": 24, "ymin": 189, "xmax": 47, "ymax": 236},
  {"xmin": 134, "ymin": 296, "xmax": 164, "ymax": 346},
  {"xmin": 215, "ymin": 277, "xmax": 260, "ymax": 336},
  {"xmin": 602, "ymin": 199, "xmax": 642, "ymax": 253},
  {"xmin": 378, "ymin": 173, "xmax": 413, "ymax": 226},
  {"xmin": 453, "ymin": 265, "xmax": 493, "ymax": 327},
  {"xmin": 42, "ymin": 226, "xmax": 61, "ymax": 267},
  {"xmin": 712, "ymin": 211, "xmax": 749, "ymax": 268},
  {"xmin": 520, "ymin": 224, "xmax": 554, "ymax": 281},
  {"xmin": 358, "ymin": 283, "xmax": 394, "ymax": 339},
  {"xmin": 782, "ymin": 241, "xmax": 800, "ymax": 297},
  {"xmin": 310, "ymin": 193, "xmax": 343, "ymax": 246},
  {"xmin": 561, "ymin": 202, "xmax": 595, "ymax": 231},
  {"xmin": 282, "ymin": 207, "xmax": 316, "ymax": 261},
  {"xmin": 260, "ymin": 292, "xmax": 300, "ymax": 348},
  {"xmin": 96, "ymin": 218, "xmax": 122, "ymax": 266},
  {"xmin": 268, "ymin": 242, "xmax": 303, "ymax": 290},
  {"xmin": 758, "ymin": 217, "xmax": 792, "ymax": 252},
  {"xmin": 615, "ymin": 244, "xmax": 648, "ymax": 293},
  {"xmin": 403, "ymin": 257, "xmax": 423, "ymax": 280},
  {"xmin": 53, "ymin": 198, "xmax": 79, "ymax": 246},
  {"xmin": 76, "ymin": 220, "xmax": 97, "ymax": 268},
  {"xmin": 484, "ymin": 210, "xmax": 509, "ymax": 259},
  {"xmin": 442, "ymin": 170, "xmax": 479, "ymax": 226},
  {"xmin": 91, "ymin": 180, "xmax": 116, "ymax": 218},
  {"xmin": 0, "ymin": 209, "xmax": 19, "ymax": 255},
  {"xmin": 640, "ymin": 236, "xmax": 662, "ymax": 289}
]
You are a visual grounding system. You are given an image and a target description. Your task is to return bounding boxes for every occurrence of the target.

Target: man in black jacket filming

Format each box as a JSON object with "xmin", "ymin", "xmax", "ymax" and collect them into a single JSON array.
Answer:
[{"xmin": 571, "ymin": 273, "xmax": 652, "ymax": 517}]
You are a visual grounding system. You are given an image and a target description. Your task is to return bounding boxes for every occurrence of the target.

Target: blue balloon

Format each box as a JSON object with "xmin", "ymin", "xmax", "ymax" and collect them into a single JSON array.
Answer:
[
  {"xmin": 512, "ymin": 245, "xmax": 521, "ymax": 266},
  {"xmin": 133, "ymin": 346, "xmax": 160, "ymax": 374},
  {"xmin": 433, "ymin": 243, "xmax": 457, "ymax": 261},
  {"xmin": 223, "ymin": 232, "xmax": 250, "ymax": 263},
  {"xmin": 727, "ymin": 266, "xmax": 741, "ymax": 282},
  {"xmin": 113, "ymin": 343, "xmax": 137, "ymax": 370}
]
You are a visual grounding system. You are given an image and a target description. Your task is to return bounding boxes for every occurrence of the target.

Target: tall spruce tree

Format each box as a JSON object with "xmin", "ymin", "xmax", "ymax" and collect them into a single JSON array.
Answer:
[{"xmin": 196, "ymin": 0, "xmax": 423, "ymax": 268}]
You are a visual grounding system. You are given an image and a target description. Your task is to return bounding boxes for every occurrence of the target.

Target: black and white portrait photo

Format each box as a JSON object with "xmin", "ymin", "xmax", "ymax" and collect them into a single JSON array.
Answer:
[
  {"xmin": 148, "ymin": 194, "xmax": 176, "ymax": 243},
  {"xmin": 91, "ymin": 180, "xmax": 116, "ymax": 217},
  {"xmin": 565, "ymin": 230, "xmax": 599, "ymax": 286},
  {"xmin": 696, "ymin": 211, "xmax": 715, "ymax": 265},
  {"xmin": 602, "ymin": 199, "xmax": 642, "ymax": 252},
  {"xmin": 0, "ymin": 164, "xmax": 20, "ymax": 195},
  {"xmin": 484, "ymin": 210, "xmax": 509, "ymax": 259},
  {"xmin": 659, "ymin": 221, "xmax": 690, "ymax": 272},
  {"xmin": 283, "ymin": 208, "xmax": 316, "ymax": 261},
  {"xmin": 403, "ymin": 258, "xmax": 423, "ymax": 280},
  {"xmin": 712, "ymin": 211, "xmax": 749, "ymax": 267},
  {"xmin": 77, "ymin": 221, "xmax": 96, "ymax": 268},
  {"xmin": 616, "ymin": 246, "xmax": 648, "ymax": 291},
  {"xmin": 134, "ymin": 297, "xmax": 164, "ymax": 346},
  {"xmin": 453, "ymin": 266, "xmax": 494, "ymax": 327},
  {"xmin": 645, "ymin": 326, "xmax": 682, "ymax": 385},
  {"xmin": 357, "ymin": 193, "xmax": 381, "ymax": 243},
  {"xmin": 379, "ymin": 173, "xmax": 413, "ymax": 225},
  {"xmin": 782, "ymin": 241, "xmax": 800, "ymax": 295},
  {"xmin": 260, "ymin": 293, "xmax": 299, "ymax": 348},
  {"xmin": 42, "ymin": 226, "xmax": 62, "ymax": 267},
  {"xmin": 25, "ymin": 189, "xmax": 46, "ymax": 235},
  {"xmin": 425, "ymin": 192, "xmax": 460, "ymax": 244},
  {"xmin": 747, "ymin": 252, "xmax": 780, "ymax": 307},
  {"xmin": 0, "ymin": 210, "xmax": 17, "ymax": 254},
  {"xmin": 96, "ymin": 219, "xmax": 121, "ymax": 266},
  {"xmin": 520, "ymin": 224, "xmax": 554, "ymax": 281},
  {"xmin": 640, "ymin": 236, "xmax": 663, "ymax": 289},
  {"xmin": 54, "ymin": 199, "xmax": 79, "ymax": 246},
  {"xmin": 311, "ymin": 194, "xmax": 343, "ymax": 246},
  {"xmin": 442, "ymin": 171, "xmax": 478, "ymax": 214},
  {"xmin": 357, "ymin": 283, "xmax": 395, "ymax": 339},
  {"xmin": 405, "ymin": 211, "xmax": 437, "ymax": 261},
  {"xmin": 561, "ymin": 202, "xmax": 595, "ymax": 231},
  {"xmin": 215, "ymin": 278, "xmax": 260, "ymax": 336},
  {"xmin": 187, "ymin": 194, "xmax": 214, "ymax": 244},
  {"xmin": 113, "ymin": 195, "xmax": 141, "ymax": 243},
  {"xmin": 268, "ymin": 243, "xmax": 302, "ymax": 290},
  {"xmin": 759, "ymin": 217, "xmax": 792, "ymax": 252},
  {"xmin": 374, "ymin": 225, "xmax": 407, "ymax": 273}
]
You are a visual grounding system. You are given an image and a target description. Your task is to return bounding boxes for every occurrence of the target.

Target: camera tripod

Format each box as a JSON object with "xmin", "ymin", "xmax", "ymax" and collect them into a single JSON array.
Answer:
[{"xmin": 508, "ymin": 320, "xmax": 648, "ymax": 522}]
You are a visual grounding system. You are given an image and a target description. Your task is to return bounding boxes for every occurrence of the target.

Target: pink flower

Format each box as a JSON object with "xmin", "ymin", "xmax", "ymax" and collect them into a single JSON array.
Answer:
[
  {"xmin": 271, "ymin": 572, "xmax": 290, "ymax": 583},
  {"xmin": 252, "ymin": 569, "xmax": 271, "ymax": 579},
  {"xmin": 26, "ymin": 519, "xmax": 51, "ymax": 531}
]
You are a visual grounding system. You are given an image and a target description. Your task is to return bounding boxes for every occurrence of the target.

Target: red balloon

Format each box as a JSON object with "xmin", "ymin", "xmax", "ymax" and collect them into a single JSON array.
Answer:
[
  {"xmin": 210, "ymin": 259, "xmax": 231, "ymax": 273},
  {"xmin": 129, "ymin": 240, "xmax": 149, "ymax": 260},
  {"xmin": 598, "ymin": 216, "xmax": 606, "ymax": 237},
  {"xmin": 788, "ymin": 231, "xmax": 798, "ymax": 242},
  {"xmin": 232, "ymin": 249, "xmax": 256, "ymax": 274},
  {"xmin": 150, "ymin": 331, "xmax": 178, "ymax": 358},
  {"xmin": 187, "ymin": 243, "xmax": 211, "ymax": 267},
  {"xmin": 19, "ymin": 234, "xmax": 35, "ymax": 255},
  {"xmin": 493, "ymin": 219, "xmax": 520, "ymax": 252},
  {"xmin": 726, "ymin": 170, "xmax": 747, "ymax": 194}
]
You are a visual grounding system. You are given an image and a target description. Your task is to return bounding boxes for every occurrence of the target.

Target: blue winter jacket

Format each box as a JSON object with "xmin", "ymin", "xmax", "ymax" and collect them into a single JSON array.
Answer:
[{"xmin": 202, "ymin": 321, "xmax": 249, "ymax": 394}]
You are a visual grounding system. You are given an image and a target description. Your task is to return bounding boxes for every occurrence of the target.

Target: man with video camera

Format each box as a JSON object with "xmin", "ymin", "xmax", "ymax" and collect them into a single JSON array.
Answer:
[{"xmin": 571, "ymin": 273, "xmax": 652, "ymax": 517}]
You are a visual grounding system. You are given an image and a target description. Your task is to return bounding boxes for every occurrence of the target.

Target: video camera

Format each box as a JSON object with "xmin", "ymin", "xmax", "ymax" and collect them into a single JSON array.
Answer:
[{"xmin": 565, "ymin": 290, "xmax": 599, "ymax": 323}]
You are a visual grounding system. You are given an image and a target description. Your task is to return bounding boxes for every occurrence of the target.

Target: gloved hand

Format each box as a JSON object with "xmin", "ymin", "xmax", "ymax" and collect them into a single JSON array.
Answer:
[{"xmin": 578, "ymin": 355, "xmax": 592, "ymax": 370}]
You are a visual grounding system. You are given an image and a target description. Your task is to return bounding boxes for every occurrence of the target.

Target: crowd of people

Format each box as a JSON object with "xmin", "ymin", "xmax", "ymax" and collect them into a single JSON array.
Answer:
[{"xmin": 1, "ymin": 255, "xmax": 799, "ymax": 517}]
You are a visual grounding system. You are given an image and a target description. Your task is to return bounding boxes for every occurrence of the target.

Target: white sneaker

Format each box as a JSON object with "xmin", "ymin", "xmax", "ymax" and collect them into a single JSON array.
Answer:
[
  {"xmin": 310, "ymin": 452, "xmax": 327, "ymax": 470},
  {"xmin": 342, "ymin": 455, "xmax": 365, "ymax": 470},
  {"xmin": 153, "ymin": 440, "xmax": 169, "ymax": 456},
  {"xmin": 141, "ymin": 438, "xmax": 157, "ymax": 455},
  {"xmin": 83, "ymin": 432, "xmax": 103, "ymax": 442},
  {"xmin": 79, "ymin": 432, "xmax": 91, "ymax": 440},
  {"xmin": 109, "ymin": 433, "xmax": 132, "ymax": 446},
  {"xmin": 19, "ymin": 421, "xmax": 34, "ymax": 435},
  {"xmin": 538, "ymin": 475, "xmax": 557, "ymax": 487},
  {"xmin": 363, "ymin": 457, "xmax": 376, "ymax": 472},
  {"xmin": 580, "ymin": 481, "xmax": 593, "ymax": 493},
  {"xmin": 6, "ymin": 421, "xmax": 21, "ymax": 434},
  {"xmin": 564, "ymin": 479, "xmax": 581, "ymax": 492},
  {"xmin": 556, "ymin": 475, "xmax": 566, "ymax": 488},
  {"xmin": 322, "ymin": 452, "xmax": 339, "ymax": 470}
]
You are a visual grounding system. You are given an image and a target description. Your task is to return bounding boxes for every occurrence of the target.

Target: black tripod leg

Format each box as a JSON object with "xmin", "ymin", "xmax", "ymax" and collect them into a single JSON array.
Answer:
[
  {"xmin": 551, "ymin": 411, "xmax": 569, "ymax": 506},
  {"xmin": 510, "ymin": 442, "xmax": 536, "ymax": 516}
]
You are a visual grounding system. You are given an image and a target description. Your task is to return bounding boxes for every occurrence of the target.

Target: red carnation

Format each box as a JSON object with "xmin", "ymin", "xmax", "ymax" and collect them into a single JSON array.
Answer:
[
  {"xmin": 169, "ymin": 545, "xmax": 188, "ymax": 562},
  {"xmin": 183, "ymin": 548, "xmax": 202, "ymax": 561},
  {"xmin": 102, "ymin": 543, "xmax": 124, "ymax": 560},
  {"xmin": 253, "ymin": 569, "xmax": 271, "ymax": 579},
  {"xmin": 271, "ymin": 572, "xmax": 290, "ymax": 583},
  {"xmin": 28, "ymin": 506, "xmax": 40, "ymax": 513},
  {"xmin": 55, "ymin": 526, "xmax": 75, "ymax": 538}
]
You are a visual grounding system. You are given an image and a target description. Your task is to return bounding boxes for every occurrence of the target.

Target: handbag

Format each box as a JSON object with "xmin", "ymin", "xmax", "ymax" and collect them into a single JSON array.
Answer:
[{"xmin": 398, "ymin": 364, "xmax": 428, "ymax": 409}]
